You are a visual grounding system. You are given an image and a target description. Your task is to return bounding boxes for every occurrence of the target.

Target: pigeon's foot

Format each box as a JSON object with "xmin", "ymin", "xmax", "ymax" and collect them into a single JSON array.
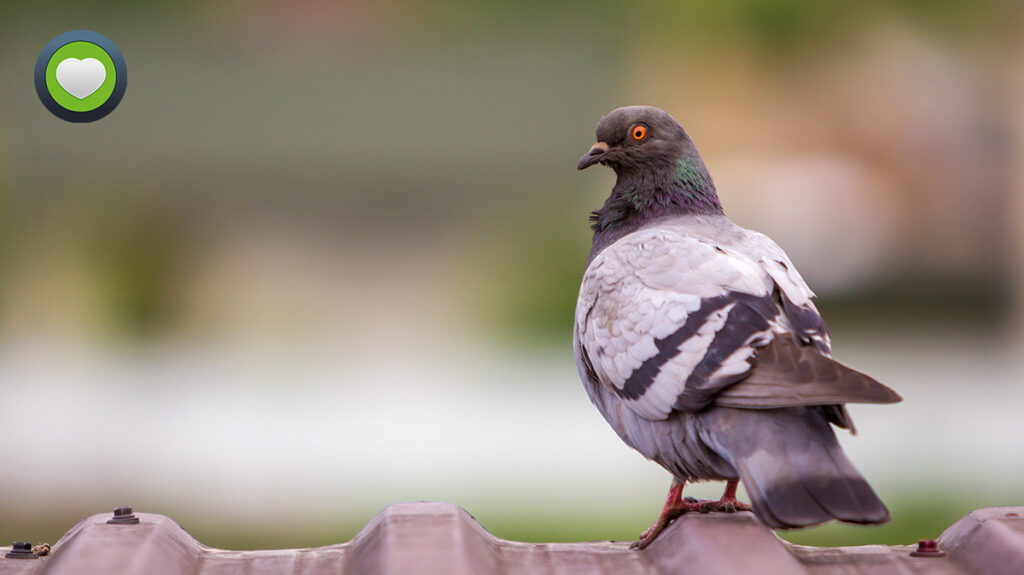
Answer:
[
  {"xmin": 632, "ymin": 479, "xmax": 750, "ymax": 550},
  {"xmin": 694, "ymin": 497, "xmax": 752, "ymax": 513}
]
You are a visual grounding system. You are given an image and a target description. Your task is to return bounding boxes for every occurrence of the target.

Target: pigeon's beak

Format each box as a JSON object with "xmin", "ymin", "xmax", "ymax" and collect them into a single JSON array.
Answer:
[{"xmin": 577, "ymin": 141, "xmax": 609, "ymax": 170}]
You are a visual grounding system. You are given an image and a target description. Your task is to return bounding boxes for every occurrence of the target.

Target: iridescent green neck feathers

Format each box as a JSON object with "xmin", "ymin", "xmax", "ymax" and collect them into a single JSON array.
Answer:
[{"xmin": 590, "ymin": 157, "xmax": 722, "ymax": 233}]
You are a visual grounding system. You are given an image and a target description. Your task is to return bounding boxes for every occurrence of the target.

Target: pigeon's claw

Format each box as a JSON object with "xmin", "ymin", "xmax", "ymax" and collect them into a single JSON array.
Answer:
[
  {"xmin": 633, "ymin": 525, "xmax": 662, "ymax": 550},
  {"xmin": 698, "ymin": 498, "xmax": 752, "ymax": 513},
  {"xmin": 632, "ymin": 497, "xmax": 706, "ymax": 549},
  {"xmin": 632, "ymin": 479, "xmax": 751, "ymax": 550}
]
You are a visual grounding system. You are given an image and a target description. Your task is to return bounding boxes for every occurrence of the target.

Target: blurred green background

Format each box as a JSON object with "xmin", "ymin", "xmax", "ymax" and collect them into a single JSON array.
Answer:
[{"xmin": 1, "ymin": 0, "xmax": 1022, "ymax": 551}]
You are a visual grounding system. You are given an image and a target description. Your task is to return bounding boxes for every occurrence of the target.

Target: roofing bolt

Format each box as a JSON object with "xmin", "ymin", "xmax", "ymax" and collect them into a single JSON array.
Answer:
[
  {"xmin": 6, "ymin": 541, "xmax": 37, "ymax": 559},
  {"xmin": 107, "ymin": 506, "xmax": 140, "ymax": 525},
  {"xmin": 910, "ymin": 539, "xmax": 945, "ymax": 558}
]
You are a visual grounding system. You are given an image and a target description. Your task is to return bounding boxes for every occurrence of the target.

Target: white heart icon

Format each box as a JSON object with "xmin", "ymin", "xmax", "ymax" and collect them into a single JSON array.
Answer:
[{"xmin": 55, "ymin": 57, "xmax": 106, "ymax": 99}]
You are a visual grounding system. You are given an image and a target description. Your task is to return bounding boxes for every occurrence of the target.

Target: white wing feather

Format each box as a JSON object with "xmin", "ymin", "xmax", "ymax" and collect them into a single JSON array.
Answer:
[{"xmin": 576, "ymin": 222, "xmax": 815, "ymax": 421}]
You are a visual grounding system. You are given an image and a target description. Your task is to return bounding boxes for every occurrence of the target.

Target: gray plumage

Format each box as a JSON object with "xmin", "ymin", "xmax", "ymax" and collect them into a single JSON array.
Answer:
[{"xmin": 574, "ymin": 106, "xmax": 900, "ymax": 531}]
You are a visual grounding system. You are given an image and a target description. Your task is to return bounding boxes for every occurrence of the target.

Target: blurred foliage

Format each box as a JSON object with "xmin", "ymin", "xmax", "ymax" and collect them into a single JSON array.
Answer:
[
  {"xmin": 1, "ymin": 189, "xmax": 182, "ymax": 339},
  {"xmin": 634, "ymin": 0, "xmax": 1016, "ymax": 55},
  {"xmin": 462, "ymin": 204, "xmax": 591, "ymax": 345},
  {"xmin": 88, "ymin": 208, "xmax": 179, "ymax": 337},
  {"xmin": 409, "ymin": 0, "xmax": 1018, "ymax": 59},
  {"xmin": 3, "ymin": 0, "xmax": 1017, "ymax": 49},
  {"xmin": 1, "ymin": 0, "xmax": 1019, "ymax": 340},
  {"xmin": 816, "ymin": 281, "xmax": 1009, "ymax": 333}
]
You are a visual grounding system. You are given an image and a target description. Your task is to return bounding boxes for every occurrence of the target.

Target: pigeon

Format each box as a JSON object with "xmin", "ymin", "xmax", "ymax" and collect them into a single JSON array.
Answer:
[{"xmin": 573, "ymin": 106, "xmax": 901, "ymax": 550}]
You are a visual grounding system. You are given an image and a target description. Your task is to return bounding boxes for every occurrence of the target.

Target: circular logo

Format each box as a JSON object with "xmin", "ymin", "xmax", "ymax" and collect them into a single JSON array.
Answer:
[{"xmin": 35, "ymin": 30, "xmax": 127, "ymax": 122}]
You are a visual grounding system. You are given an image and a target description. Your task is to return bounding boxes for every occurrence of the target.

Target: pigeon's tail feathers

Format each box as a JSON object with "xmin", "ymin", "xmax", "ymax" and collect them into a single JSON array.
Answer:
[
  {"xmin": 736, "ymin": 439, "xmax": 891, "ymax": 529},
  {"xmin": 701, "ymin": 407, "xmax": 890, "ymax": 529}
]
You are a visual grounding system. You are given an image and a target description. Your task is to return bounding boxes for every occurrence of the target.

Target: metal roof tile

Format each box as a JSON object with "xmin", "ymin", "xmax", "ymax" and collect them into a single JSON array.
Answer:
[{"xmin": 1, "ymin": 502, "xmax": 1021, "ymax": 575}]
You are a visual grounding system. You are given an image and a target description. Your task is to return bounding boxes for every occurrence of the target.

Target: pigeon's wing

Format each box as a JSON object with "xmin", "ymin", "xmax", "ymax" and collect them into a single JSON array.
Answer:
[
  {"xmin": 756, "ymin": 248, "xmax": 832, "ymax": 354},
  {"xmin": 714, "ymin": 336, "xmax": 901, "ymax": 409},
  {"xmin": 718, "ymin": 231, "xmax": 900, "ymax": 409},
  {"xmin": 575, "ymin": 226, "xmax": 900, "ymax": 422},
  {"xmin": 576, "ymin": 227, "xmax": 784, "ymax": 421}
]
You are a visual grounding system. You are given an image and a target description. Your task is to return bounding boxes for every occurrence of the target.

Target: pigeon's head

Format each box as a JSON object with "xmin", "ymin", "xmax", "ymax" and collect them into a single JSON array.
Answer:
[
  {"xmin": 577, "ymin": 106, "xmax": 695, "ymax": 173},
  {"xmin": 579, "ymin": 106, "xmax": 722, "ymax": 232}
]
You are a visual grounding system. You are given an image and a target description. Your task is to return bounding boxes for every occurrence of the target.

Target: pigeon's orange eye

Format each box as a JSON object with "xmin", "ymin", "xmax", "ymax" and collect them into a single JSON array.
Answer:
[{"xmin": 631, "ymin": 125, "xmax": 647, "ymax": 141}]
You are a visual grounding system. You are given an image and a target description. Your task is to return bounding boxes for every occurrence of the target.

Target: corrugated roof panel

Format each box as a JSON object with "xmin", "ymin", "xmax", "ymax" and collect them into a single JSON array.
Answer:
[{"xmin": 1, "ymin": 503, "xmax": 1021, "ymax": 574}]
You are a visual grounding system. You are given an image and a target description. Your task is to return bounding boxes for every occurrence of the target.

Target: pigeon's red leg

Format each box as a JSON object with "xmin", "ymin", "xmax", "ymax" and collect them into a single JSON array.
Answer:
[
  {"xmin": 709, "ymin": 479, "xmax": 752, "ymax": 512},
  {"xmin": 722, "ymin": 478, "xmax": 740, "ymax": 501},
  {"xmin": 633, "ymin": 479, "xmax": 705, "ymax": 550}
]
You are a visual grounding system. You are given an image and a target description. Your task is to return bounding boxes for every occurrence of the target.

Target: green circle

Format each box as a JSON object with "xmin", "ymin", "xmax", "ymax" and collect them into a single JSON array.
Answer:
[{"xmin": 45, "ymin": 41, "xmax": 117, "ymax": 112}]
